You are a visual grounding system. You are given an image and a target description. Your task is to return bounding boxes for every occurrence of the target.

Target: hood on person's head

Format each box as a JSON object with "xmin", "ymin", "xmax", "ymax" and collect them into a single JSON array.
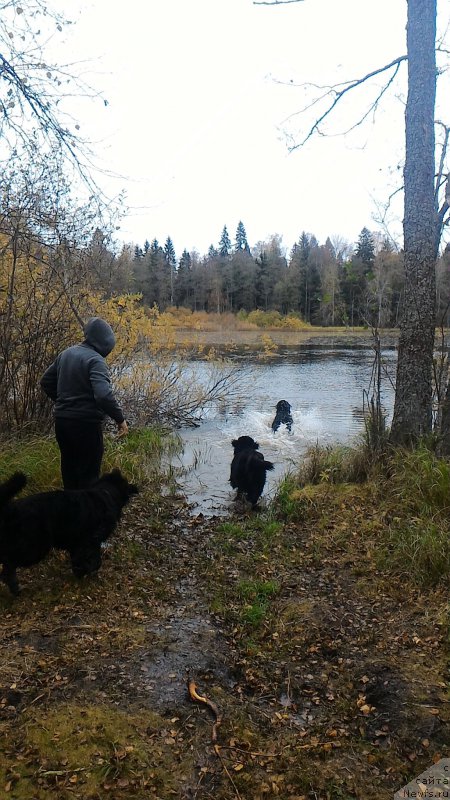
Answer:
[{"xmin": 84, "ymin": 317, "xmax": 116, "ymax": 357}]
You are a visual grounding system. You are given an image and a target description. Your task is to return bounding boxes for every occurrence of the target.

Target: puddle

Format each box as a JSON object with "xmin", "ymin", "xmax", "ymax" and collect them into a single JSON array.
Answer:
[{"xmin": 140, "ymin": 611, "xmax": 234, "ymax": 712}]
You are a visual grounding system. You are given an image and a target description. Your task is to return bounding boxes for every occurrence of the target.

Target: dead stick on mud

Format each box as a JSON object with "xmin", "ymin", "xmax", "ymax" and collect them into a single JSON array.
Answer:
[
  {"xmin": 187, "ymin": 678, "xmax": 242, "ymax": 799},
  {"xmin": 187, "ymin": 677, "xmax": 222, "ymax": 743},
  {"xmin": 213, "ymin": 744, "xmax": 243, "ymax": 800}
]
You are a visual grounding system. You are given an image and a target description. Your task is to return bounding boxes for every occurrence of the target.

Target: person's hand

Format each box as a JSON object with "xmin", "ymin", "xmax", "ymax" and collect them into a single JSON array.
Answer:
[{"xmin": 117, "ymin": 420, "xmax": 129, "ymax": 438}]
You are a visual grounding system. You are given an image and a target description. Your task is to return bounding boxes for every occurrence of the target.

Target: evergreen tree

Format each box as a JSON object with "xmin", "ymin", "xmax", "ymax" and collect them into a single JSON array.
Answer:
[
  {"xmin": 339, "ymin": 257, "xmax": 368, "ymax": 326},
  {"xmin": 254, "ymin": 236, "xmax": 287, "ymax": 311},
  {"xmin": 218, "ymin": 225, "xmax": 231, "ymax": 257},
  {"xmin": 289, "ymin": 232, "xmax": 322, "ymax": 321},
  {"xmin": 255, "ymin": 252, "xmax": 270, "ymax": 309},
  {"xmin": 235, "ymin": 220, "xmax": 250, "ymax": 253},
  {"xmin": 150, "ymin": 239, "xmax": 167, "ymax": 308},
  {"xmin": 164, "ymin": 236, "xmax": 177, "ymax": 306},
  {"xmin": 175, "ymin": 249, "xmax": 192, "ymax": 307},
  {"xmin": 355, "ymin": 227, "xmax": 376, "ymax": 273},
  {"xmin": 298, "ymin": 231, "xmax": 311, "ymax": 264},
  {"xmin": 231, "ymin": 248, "xmax": 255, "ymax": 310}
]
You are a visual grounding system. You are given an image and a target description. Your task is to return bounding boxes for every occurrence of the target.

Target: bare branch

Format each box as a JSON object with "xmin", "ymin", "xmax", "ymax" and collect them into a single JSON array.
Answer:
[
  {"xmin": 288, "ymin": 56, "xmax": 407, "ymax": 149},
  {"xmin": 0, "ymin": 1, "xmax": 109, "ymax": 197},
  {"xmin": 434, "ymin": 121, "xmax": 450, "ymax": 204},
  {"xmin": 253, "ymin": 0, "xmax": 303, "ymax": 4},
  {"xmin": 432, "ymin": 123, "xmax": 450, "ymax": 253}
]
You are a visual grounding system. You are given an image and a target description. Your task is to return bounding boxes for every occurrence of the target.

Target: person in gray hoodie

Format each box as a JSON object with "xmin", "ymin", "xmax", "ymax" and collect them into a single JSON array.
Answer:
[{"xmin": 41, "ymin": 317, "xmax": 128, "ymax": 489}]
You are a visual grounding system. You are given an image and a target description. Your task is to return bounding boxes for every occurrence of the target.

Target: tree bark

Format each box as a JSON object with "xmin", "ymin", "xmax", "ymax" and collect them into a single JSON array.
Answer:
[{"xmin": 390, "ymin": 0, "xmax": 437, "ymax": 444}]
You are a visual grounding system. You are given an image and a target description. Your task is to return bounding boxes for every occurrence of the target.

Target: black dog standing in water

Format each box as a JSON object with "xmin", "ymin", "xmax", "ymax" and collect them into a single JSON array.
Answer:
[
  {"xmin": 230, "ymin": 436, "xmax": 274, "ymax": 508},
  {"xmin": 271, "ymin": 400, "xmax": 293, "ymax": 433},
  {"xmin": 0, "ymin": 469, "xmax": 138, "ymax": 595}
]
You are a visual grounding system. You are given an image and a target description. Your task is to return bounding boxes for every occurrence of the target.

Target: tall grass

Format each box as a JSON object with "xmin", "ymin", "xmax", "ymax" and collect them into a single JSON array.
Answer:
[
  {"xmin": 289, "ymin": 441, "xmax": 379, "ymax": 486},
  {"xmin": 275, "ymin": 440, "xmax": 450, "ymax": 587},
  {"xmin": 0, "ymin": 427, "xmax": 177, "ymax": 492},
  {"xmin": 388, "ymin": 445, "xmax": 450, "ymax": 512},
  {"xmin": 382, "ymin": 520, "xmax": 450, "ymax": 586},
  {"xmin": 0, "ymin": 436, "xmax": 60, "ymax": 490}
]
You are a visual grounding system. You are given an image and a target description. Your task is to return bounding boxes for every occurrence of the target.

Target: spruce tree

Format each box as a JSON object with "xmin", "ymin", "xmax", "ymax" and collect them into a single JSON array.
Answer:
[
  {"xmin": 150, "ymin": 239, "xmax": 167, "ymax": 309},
  {"xmin": 218, "ymin": 225, "xmax": 231, "ymax": 257},
  {"xmin": 355, "ymin": 227, "xmax": 375, "ymax": 273},
  {"xmin": 235, "ymin": 220, "xmax": 250, "ymax": 253},
  {"xmin": 175, "ymin": 249, "xmax": 192, "ymax": 307},
  {"xmin": 164, "ymin": 236, "xmax": 177, "ymax": 306}
]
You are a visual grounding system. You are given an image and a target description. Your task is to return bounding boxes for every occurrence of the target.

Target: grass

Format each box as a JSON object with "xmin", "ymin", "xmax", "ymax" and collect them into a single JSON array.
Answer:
[
  {"xmin": 0, "ymin": 426, "xmax": 179, "ymax": 493},
  {"xmin": 237, "ymin": 578, "xmax": 280, "ymax": 627},
  {"xmin": 275, "ymin": 440, "xmax": 450, "ymax": 587},
  {"xmin": 0, "ymin": 435, "xmax": 60, "ymax": 490},
  {"xmin": 0, "ymin": 702, "xmax": 194, "ymax": 798},
  {"xmin": 388, "ymin": 445, "xmax": 450, "ymax": 511},
  {"xmin": 0, "ymin": 431, "xmax": 447, "ymax": 799},
  {"xmin": 197, "ymin": 443, "xmax": 448, "ymax": 799},
  {"xmin": 380, "ymin": 519, "xmax": 450, "ymax": 585}
]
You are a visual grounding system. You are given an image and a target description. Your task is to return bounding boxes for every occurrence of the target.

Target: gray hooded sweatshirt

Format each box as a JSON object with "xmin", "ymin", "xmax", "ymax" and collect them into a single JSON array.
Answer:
[{"xmin": 40, "ymin": 318, "xmax": 125, "ymax": 424}]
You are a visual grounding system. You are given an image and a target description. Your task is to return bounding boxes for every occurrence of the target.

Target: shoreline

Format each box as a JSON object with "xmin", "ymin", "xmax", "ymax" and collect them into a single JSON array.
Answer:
[{"xmin": 173, "ymin": 327, "xmax": 400, "ymax": 349}]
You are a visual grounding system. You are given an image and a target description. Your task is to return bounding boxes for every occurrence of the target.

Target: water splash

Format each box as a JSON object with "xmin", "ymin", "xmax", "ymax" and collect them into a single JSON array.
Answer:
[{"xmin": 169, "ymin": 348, "xmax": 396, "ymax": 516}]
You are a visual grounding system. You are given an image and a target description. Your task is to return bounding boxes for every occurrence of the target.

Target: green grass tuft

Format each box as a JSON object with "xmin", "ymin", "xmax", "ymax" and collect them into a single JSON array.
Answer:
[
  {"xmin": 381, "ymin": 520, "xmax": 450, "ymax": 586},
  {"xmin": 0, "ymin": 427, "xmax": 178, "ymax": 492},
  {"xmin": 237, "ymin": 578, "xmax": 280, "ymax": 628}
]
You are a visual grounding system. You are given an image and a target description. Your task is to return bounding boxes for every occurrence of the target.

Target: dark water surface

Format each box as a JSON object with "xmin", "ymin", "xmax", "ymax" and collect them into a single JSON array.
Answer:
[{"xmin": 171, "ymin": 346, "xmax": 397, "ymax": 516}]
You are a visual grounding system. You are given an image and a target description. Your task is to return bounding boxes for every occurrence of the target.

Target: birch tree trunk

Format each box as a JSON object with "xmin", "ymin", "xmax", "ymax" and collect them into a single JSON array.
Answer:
[{"xmin": 390, "ymin": 0, "xmax": 437, "ymax": 444}]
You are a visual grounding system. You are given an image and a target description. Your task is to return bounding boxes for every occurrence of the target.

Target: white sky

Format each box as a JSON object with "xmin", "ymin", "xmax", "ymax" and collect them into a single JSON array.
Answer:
[{"xmin": 58, "ymin": 1, "xmax": 426, "ymax": 256}]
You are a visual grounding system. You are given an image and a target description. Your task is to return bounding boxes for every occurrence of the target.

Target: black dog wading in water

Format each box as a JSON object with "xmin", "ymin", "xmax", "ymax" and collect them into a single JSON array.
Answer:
[
  {"xmin": 0, "ymin": 469, "xmax": 139, "ymax": 595},
  {"xmin": 271, "ymin": 400, "xmax": 293, "ymax": 433},
  {"xmin": 230, "ymin": 436, "xmax": 275, "ymax": 508}
]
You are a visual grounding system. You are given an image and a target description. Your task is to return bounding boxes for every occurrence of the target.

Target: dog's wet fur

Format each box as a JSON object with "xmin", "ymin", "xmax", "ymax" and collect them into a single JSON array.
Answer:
[
  {"xmin": 0, "ymin": 469, "xmax": 138, "ymax": 595},
  {"xmin": 230, "ymin": 435, "xmax": 274, "ymax": 508},
  {"xmin": 271, "ymin": 399, "xmax": 293, "ymax": 433}
]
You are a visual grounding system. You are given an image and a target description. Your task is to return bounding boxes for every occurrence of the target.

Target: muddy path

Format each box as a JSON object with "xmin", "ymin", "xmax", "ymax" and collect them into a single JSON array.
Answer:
[{"xmin": 0, "ymin": 487, "xmax": 448, "ymax": 799}]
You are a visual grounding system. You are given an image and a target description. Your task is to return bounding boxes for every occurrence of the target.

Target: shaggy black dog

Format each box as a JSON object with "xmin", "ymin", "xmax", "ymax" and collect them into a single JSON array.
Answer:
[
  {"xmin": 0, "ymin": 469, "xmax": 139, "ymax": 595},
  {"xmin": 271, "ymin": 399, "xmax": 293, "ymax": 433},
  {"xmin": 230, "ymin": 436, "xmax": 274, "ymax": 508}
]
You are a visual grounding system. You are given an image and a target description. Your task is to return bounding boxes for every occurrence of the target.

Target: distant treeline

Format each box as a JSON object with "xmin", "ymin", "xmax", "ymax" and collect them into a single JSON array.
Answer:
[{"xmin": 94, "ymin": 222, "xmax": 450, "ymax": 328}]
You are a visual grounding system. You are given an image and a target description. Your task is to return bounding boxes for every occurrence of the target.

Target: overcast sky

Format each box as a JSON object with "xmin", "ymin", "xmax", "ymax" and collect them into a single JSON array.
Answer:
[{"xmin": 59, "ymin": 0, "xmax": 441, "ymax": 256}]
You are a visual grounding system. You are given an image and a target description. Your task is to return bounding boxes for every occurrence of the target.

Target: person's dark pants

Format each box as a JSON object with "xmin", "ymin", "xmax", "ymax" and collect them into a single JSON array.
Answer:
[{"xmin": 55, "ymin": 418, "xmax": 104, "ymax": 490}]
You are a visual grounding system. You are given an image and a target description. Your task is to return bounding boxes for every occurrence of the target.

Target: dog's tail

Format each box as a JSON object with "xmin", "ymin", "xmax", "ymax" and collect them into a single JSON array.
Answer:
[
  {"xmin": 0, "ymin": 472, "xmax": 27, "ymax": 508},
  {"xmin": 264, "ymin": 461, "xmax": 275, "ymax": 472}
]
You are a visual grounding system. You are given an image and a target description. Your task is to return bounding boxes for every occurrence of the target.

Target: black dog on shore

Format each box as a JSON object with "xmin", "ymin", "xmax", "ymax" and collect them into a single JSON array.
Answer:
[
  {"xmin": 230, "ymin": 436, "xmax": 274, "ymax": 508},
  {"xmin": 271, "ymin": 400, "xmax": 293, "ymax": 433},
  {"xmin": 0, "ymin": 469, "xmax": 139, "ymax": 595}
]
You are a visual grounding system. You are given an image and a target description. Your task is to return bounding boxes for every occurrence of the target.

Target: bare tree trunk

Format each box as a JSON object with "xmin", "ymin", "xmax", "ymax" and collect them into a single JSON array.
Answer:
[{"xmin": 390, "ymin": 0, "xmax": 437, "ymax": 444}]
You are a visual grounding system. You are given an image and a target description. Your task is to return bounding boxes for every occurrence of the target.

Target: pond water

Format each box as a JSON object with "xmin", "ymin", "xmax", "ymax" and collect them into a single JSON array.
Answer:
[{"xmin": 170, "ymin": 346, "xmax": 397, "ymax": 516}]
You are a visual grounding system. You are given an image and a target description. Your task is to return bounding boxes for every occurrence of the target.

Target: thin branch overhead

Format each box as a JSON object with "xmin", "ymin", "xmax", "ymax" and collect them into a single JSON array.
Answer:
[
  {"xmin": 287, "ymin": 56, "xmax": 407, "ymax": 149},
  {"xmin": 0, "ymin": 0, "xmax": 108, "ymax": 197},
  {"xmin": 253, "ymin": 1, "xmax": 304, "ymax": 4}
]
